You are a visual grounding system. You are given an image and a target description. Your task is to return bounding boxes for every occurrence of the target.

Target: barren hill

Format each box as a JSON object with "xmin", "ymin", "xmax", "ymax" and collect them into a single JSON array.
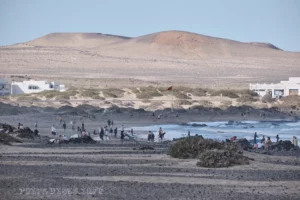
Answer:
[{"xmin": 0, "ymin": 30, "xmax": 299, "ymax": 88}]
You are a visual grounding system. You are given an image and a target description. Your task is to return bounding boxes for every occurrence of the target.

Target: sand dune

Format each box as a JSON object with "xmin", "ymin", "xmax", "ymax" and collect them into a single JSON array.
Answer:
[{"xmin": 0, "ymin": 30, "xmax": 299, "ymax": 88}]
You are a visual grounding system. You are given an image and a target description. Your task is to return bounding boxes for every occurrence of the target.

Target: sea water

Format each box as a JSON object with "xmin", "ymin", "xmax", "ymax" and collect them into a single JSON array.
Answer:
[{"xmin": 132, "ymin": 120, "xmax": 300, "ymax": 142}]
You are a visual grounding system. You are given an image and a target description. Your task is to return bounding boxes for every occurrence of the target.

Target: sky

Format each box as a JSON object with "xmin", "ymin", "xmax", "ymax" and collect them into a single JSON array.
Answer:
[{"xmin": 0, "ymin": 0, "xmax": 300, "ymax": 51}]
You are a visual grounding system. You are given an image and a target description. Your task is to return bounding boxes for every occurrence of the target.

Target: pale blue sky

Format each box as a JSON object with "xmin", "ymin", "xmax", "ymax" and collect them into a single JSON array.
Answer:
[{"xmin": 0, "ymin": 0, "xmax": 300, "ymax": 51}]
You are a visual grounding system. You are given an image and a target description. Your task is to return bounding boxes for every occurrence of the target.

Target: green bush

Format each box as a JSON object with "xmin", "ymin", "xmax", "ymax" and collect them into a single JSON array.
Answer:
[
  {"xmin": 197, "ymin": 149, "xmax": 249, "ymax": 168},
  {"xmin": 168, "ymin": 136, "xmax": 227, "ymax": 159}
]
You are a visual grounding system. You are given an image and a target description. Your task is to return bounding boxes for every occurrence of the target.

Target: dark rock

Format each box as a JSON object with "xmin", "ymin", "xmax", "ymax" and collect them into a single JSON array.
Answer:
[
  {"xmin": 233, "ymin": 138, "xmax": 252, "ymax": 150},
  {"xmin": 271, "ymin": 140, "xmax": 295, "ymax": 151}
]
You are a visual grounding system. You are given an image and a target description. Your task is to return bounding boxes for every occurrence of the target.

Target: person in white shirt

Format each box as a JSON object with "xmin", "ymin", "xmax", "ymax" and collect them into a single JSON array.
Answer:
[{"xmin": 51, "ymin": 125, "xmax": 56, "ymax": 136}]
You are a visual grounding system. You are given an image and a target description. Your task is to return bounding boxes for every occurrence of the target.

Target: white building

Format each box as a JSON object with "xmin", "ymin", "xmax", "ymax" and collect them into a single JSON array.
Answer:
[
  {"xmin": 0, "ymin": 79, "xmax": 11, "ymax": 96},
  {"xmin": 250, "ymin": 77, "xmax": 300, "ymax": 98},
  {"xmin": 11, "ymin": 80, "xmax": 66, "ymax": 95}
]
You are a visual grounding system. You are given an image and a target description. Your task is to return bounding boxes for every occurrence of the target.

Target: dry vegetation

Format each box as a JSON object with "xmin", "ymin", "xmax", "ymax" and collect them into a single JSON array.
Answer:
[
  {"xmin": 169, "ymin": 136, "xmax": 249, "ymax": 168},
  {"xmin": 102, "ymin": 88, "xmax": 124, "ymax": 98},
  {"xmin": 136, "ymin": 86, "xmax": 163, "ymax": 99}
]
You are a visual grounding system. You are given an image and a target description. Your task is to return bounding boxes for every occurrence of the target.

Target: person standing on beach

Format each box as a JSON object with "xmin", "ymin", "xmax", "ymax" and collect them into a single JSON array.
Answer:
[
  {"xmin": 51, "ymin": 125, "xmax": 56, "ymax": 136},
  {"xmin": 107, "ymin": 119, "xmax": 111, "ymax": 127},
  {"xmin": 62, "ymin": 122, "xmax": 66, "ymax": 131},
  {"xmin": 34, "ymin": 122, "xmax": 38, "ymax": 129},
  {"xmin": 121, "ymin": 125, "xmax": 124, "ymax": 135},
  {"xmin": 100, "ymin": 127, "xmax": 104, "ymax": 141},
  {"xmin": 254, "ymin": 132, "xmax": 258, "ymax": 144},
  {"xmin": 70, "ymin": 121, "xmax": 74, "ymax": 130},
  {"xmin": 109, "ymin": 126, "xmax": 113, "ymax": 137},
  {"xmin": 261, "ymin": 136, "xmax": 265, "ymax": 144},
  {"xmin": 82, "ymin": 122, "xmax": 85, "ymax": 131},
  {"xmin": 105, "ymin": 126, "xmax": 109, "ymax": 141},
  {"xmin": 293, "ymin": 136, "xmax": 298, "ymax": 146},
  {"xmin": 148, "ymin": 131, "xmax": 152, "ymax": 142},
  {"xmin": 276, "ymin": 134, "xmax": 280, "ymax": 143},
  {"xmin": 130, "ymin": 128, "xmax": 134, "ymax": 136},
  {"xmin": 114, "ymin": 127, "xmax": 118, "ymax": 138},
  {"xmin": 188, "ymin": 131, "xmax": 191, "ymax": 138},
  {"xmin": 120, "ymin": 130, "xmax": 125, "ymax": 143},
  {"xmin": 265, "ymin": 137, "xmax": 272, "ymax": 150}
]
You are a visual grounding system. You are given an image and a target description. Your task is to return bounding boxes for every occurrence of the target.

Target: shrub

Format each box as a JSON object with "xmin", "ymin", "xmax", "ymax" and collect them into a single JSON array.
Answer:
[
  {"xmin": 136, "ymin": 87, "xmax": 163, "ymax": 99},
  {"xmin": 261, "ymin": 94, "xmax": 275, "ymax": 103},
  {"xmin": 102, "ymin": 88, "xmax": 124, "ymax": 98},
  {"xmin": 191, "ymin": 88, "xmax": 210, "ymax": 97},
  {"xmin": 210, "ymin": 90, "xmax": 239, "ymax": 98},
  {"xmin": 197, "ymin": 149, "xmax": 249, "ymax": 168},
  {"xmin": 175, "ymin": 100, "xmax": 192, "ymax": 105},
  {"xmin": 238, "ymin": 89, "xmax": 259, "ymax": 97},
  {"xmin": 0, "ymin": 133, "xmax": 22, "ymax": 145},
  {"xmin": 16, "ymin": 96, "xmax": 39, "ymax": 101},
  {"xmin": 169, "ymin": 136, "xmax": 225, "ymax": 159},
  {"xmin": 80, "ymin": 89, "xmax": 100, "ymax": 98},
  {"xmin": 197, "ymin": 100, "xmax": 213, "ymax": 107},
  {"xmin": 169, "ymin": 136, "xmax": 249, "ymax": 168},
  {"xmin": 237, "ymin": 95, "xmax": 258, "ymax": 103},
  {"xmin": 54, "ymin": 89, "xmax": 78, "ymax": 100}
]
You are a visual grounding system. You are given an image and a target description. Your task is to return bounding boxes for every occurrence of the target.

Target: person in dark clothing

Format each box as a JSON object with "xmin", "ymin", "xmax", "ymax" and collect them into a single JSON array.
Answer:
[
  {"xmin": 110, "ymin": 127, "xmax": 113, "ymax": 136},
  {"xmin": 276, "ymin": 134, "xmax": 280, "ymax": 143},
  {"xmin": 148, "ymin": 131, "xmax": 152, "ymax": 142},
  {"xmin": 151, "ymin": 132, "xmax": 155, "ymax": 142},
  {"xmin": 82, "ymin": 122, "xmax": 85, "ymax": 132},
  {"xmin": 254, "ymin": 132, "xmax": 258, "ymax": 144},
  {"xmin": 77, "ymin": 126, "xmax": 80, "ymax": 132},
  {"xmin": 93, "ymin": 129, "xmax": 96, "ymax": 135},
  {"xmin": 188, "ymin": 131, "xmax": 191, "ymax": 138},
  {"xmin": 100, "ymin": 127, "xmax": 104, "ymax": 141},
  {"xmin": 114, "ymin": 127, "xmax": 118, "ymax": 138},
  {"xmin": 111, "ymin": 120, "xmax": 114, "ymax": 126},
  {"xmin": 120, "ymin": 131, "xmax": 125, "ymax": 143},
  {"xmin": 63, "ymin": 122, "xmax": 66, "ymax": 131},
  {"xmin": 34, "ymin": 129, "xmax": 39, "ymax": 136},
  {"xmin": 107, "ymin": 119, "xmax": 111, "ymax": 127}
]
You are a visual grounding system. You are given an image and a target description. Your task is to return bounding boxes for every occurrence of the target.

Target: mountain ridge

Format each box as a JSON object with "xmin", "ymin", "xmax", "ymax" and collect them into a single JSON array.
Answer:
[{"xmin": 10, "ymin": 30, "xmax": 286, "ymax": 52}]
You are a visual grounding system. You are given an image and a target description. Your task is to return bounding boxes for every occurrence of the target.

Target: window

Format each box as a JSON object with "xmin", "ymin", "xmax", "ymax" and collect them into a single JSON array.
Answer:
[{"xmin": 28, "ymin": 85, "xmax": 39, "ymax": 90}]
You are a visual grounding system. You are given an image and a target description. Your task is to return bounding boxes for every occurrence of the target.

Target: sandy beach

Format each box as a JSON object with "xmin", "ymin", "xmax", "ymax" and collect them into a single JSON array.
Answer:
[{"xmin": 0, "ymin": 104, "xmax": 300, "ymax": 200}]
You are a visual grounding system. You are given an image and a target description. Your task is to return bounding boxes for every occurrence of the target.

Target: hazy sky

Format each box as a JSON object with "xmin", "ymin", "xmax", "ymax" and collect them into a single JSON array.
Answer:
[{"xmin": 1, "ymin": 0, "xmax": 300, "ymax": 51}]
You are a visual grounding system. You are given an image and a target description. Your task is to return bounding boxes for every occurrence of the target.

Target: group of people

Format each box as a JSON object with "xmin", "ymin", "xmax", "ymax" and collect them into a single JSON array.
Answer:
[
  {"xmin": 48, "ymin": 116, "xmax": 170, "ymax": 144},
  {"xmin": 147, "ymin": 127, "xmax": 166, "ymax": 142},
  {"xmin": 253, "ymin": 132, "xmax": 299, "ymax": 149},
  {"xmin": 98, "ymin": 125, "xmax": 118, "ymax": 141}
]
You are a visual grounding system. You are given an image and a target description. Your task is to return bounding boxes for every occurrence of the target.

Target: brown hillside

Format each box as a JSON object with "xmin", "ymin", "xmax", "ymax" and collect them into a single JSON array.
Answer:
[
  {"xmin": 0, "ymin": 30, "xmax": 299, "ymax": 88},
  {"xmin": 26, "ymin": 33, "xmax": 131, "ymax": 48}
]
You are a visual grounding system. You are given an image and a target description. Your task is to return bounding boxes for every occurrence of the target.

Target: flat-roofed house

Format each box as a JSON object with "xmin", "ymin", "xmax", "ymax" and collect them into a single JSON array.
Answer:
[
  {"xmin": 0, "ymin": 79, "xmax": 11, "ymax": 96},
  {"xmin": 250, "ymin": 77, "xmax": 300, "ymax": 98},
  {"xmin": 11, "ymin": 80, "xmax": 66, "ymax": 95}
]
